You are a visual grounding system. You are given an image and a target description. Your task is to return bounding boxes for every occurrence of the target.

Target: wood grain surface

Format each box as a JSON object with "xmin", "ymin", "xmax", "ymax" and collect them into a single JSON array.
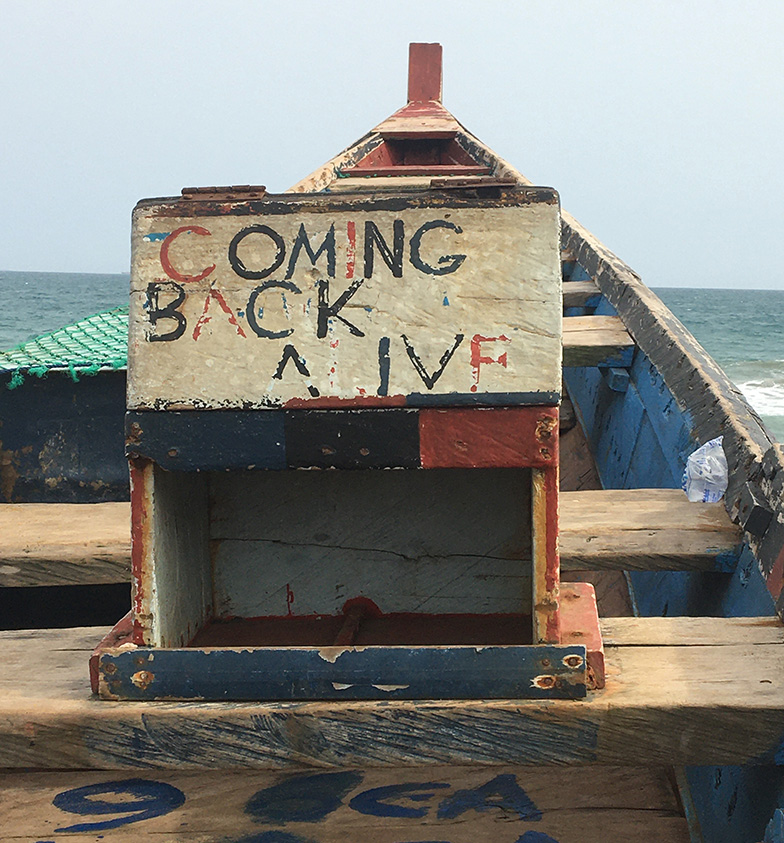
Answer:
[
  {"xmin": 2, "ymin": 619, "xmax": 784, "ymax": 769},
  {"xmin": 0, "ymin": 487, "xmax": 742, "ymax": 588},
  {"xmin": 0, "ymin": 765, "xmax": 688, "ymax": 842},
  {"xmin": 128, "ymin": 193, "xmax": 562, "ymax": 410}
]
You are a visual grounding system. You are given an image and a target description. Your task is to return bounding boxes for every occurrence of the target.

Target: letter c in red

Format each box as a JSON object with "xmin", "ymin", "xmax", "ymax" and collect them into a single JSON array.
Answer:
[{"xmin": 160, "ymin": 226, "xmax": 216, "ymax": 283}]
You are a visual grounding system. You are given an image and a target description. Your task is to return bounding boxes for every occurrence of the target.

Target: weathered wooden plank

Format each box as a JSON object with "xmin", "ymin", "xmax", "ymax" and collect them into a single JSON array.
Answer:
[
  {"xmin": 210, "ymin": 467, "xmax": 532, "ymax": 618},
  {"xmin": 560, "ymin": 210, "xmax": 784, "ymax": 613},
  {"xmin": 3, "ymin": 620, "xmax": 784, "ymax": 768},
  {"xmin": 532, "ymin": 467, "xmax": 560, "ymax": 643},
  {"xmin": 98, "ymin": 641, "xmax": 585, "ymax": 701},
  {"xmin": 128, "ymin": 191, "xmax": 562, "ymax": 411},
  {"xmin": 0, "ymin": 502, "xmax": 129, "ymax": 586},
  {"xmin": 0, "ymin": 766, "xmax": 687, "ymax": 842},
  {"xmin": 560, "ymin": 488, "xmax": 743, "ymax": 571},
  {"xmin": 562, "ymin": 279, "xmax": 601, "ymax": 308},
  {"xmin": 0, "ymin": 487, "xmax": 743, "ymax": 589},
  {"xmin": 562, "ymin": 315, "xmax": 634, "ymax": 368},
  {"xmin": 131, "ymin": 460, "xmax": 211, "ymax": 648},
  {"xmin": 600, "ymin": 615, "xmax": 784, "ymax": 646}
]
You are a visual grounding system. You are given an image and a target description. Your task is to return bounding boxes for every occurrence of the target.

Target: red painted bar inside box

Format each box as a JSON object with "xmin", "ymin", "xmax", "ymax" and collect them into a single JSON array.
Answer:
[
  {"xmin": 418, "ymin": 406, "xmax": 559, "ymax": 469},
  {"xmin": 129, "ymin": 460, "xmax": 149, "ymax": 646}
]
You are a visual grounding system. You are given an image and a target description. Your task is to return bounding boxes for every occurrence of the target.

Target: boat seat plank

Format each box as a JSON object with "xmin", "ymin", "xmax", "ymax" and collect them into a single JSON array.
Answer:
[
  {"xmin": 562, "ymin": 279, "xmax": 601, "ymax": 308},
  {"xmin": 1, "ymin": 618, "xmax": 784, "ymax": 769},
  {"xmin": 0, "ymin": 502, "xmax": 129, "ymax": 586},
  {"xmin": 0, "ymin": 488, "xmax": 742, "ymax": 587},
  {"xmin": 560, "ymin": 488, "xmax": 743, "ymax": 571},
  {"xmin": 563, "ymin": 315, "xmax": 634, "ymax": 368},
  {"xmin": 1, "ymin": 767, "xmax": 687, "ymax": 842}
]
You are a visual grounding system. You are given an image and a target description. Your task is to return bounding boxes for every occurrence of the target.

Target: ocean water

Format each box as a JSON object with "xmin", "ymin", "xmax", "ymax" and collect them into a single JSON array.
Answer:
[
  {"xmin": 0, "ymin": 271, "xmax": 781, "ymax": 442},
  {"xmin": 653, "ymin": 287, "xmax": 784, "ymax": 442}
]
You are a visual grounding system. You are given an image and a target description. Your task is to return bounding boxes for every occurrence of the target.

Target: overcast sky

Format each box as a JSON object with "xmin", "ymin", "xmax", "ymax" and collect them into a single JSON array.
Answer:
[{"xmin": 2, "ymin": 1, "xmax": 782, "ymax": 289}]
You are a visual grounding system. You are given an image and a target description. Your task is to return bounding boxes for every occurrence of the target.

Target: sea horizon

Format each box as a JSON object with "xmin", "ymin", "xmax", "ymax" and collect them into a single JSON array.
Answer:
[{"xmin": 1, "ymin": 269, "xmax": 782, "ymax": 442}]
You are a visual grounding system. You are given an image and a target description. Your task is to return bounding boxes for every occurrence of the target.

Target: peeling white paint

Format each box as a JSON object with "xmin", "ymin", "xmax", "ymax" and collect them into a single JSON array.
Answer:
[{"xmin": 318, "ymin": 646, "xmax": 350, "ymax": 663}]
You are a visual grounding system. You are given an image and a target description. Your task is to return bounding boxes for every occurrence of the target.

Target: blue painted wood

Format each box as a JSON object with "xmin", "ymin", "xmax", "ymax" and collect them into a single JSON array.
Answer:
[
  {"xmin": 629, "ymin": 545, "xmax": 775, "ymax": 618},
  {"xmin": 126, "ymin": 410, "xmax": 287, "ymax": 470},
  {"xmin": 628, "ymin": 354, "xmax": 696, "ymax": 484},
  {"xmin": 685, "ymin": 767, "xmax": 784, "ymax": 843},
  {"xmin": 594, "ymin": 380, "xmax": 645, "ymax": 489},
  {"xmin": 561, "ymin": 260, "xmax": 592, "ymax": 282},
  {"xmin": 593, "ymin": 297, "xmax": 619, "ymax": 318},
  {"xmin": 402, "ymin": 390, "xmax": 560, "ymax": 407},
  {"xmin": 595, "ymin": 346, "xmax": 635, "ymax": 369},
  {"xmin": 624, "ymin": 414, "xmax": 679, "ymax": 491},
  {"xmin": 100, "ymin": 643, "xmax": 587, "ymax": 701},
  {"xmin": 0, "ymin": 370, "xmax": 128, "ymax": 502},
  {"xmin": 601, "ymin": 367, "xmax": 629, "ymax": 392},
  {"xmin": 765, "ymin": 808, "xmax": 784, "ymax": 843}
]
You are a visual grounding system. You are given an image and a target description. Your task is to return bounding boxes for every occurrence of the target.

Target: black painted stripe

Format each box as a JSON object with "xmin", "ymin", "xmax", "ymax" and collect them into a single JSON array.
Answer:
[{"xmin": 284, "ymin": 409, "xmax": 421, "ymax": 469}]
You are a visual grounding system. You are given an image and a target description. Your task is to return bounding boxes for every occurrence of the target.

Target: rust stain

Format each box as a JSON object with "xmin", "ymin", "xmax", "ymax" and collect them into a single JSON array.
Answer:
[
  {"xmin": 130, "ymin": 669, "xmax": 155, "ymax": 690},
  {"xmin": 535, "ymin": 415, "xmax": 558, "ymax": 442},
  {"xmin": 562, "ymin": 654, "xmax": 584, "ymax": 670},
  {"xmin": 0, "ymin": 441, "xmax": 19, "ymax": 501},
  {"xmin": 531, "ymin": 674, "xmax": 556, "ymax": 690},
  {"xmin": 126, "ymin": 421, "xmax": 143, "ymax": 448}
]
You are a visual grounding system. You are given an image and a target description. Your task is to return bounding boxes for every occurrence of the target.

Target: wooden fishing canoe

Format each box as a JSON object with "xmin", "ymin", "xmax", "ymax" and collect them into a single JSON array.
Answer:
[{"xmin": 1, "ymin": 42, "xmax": 783, "ymax": 843}]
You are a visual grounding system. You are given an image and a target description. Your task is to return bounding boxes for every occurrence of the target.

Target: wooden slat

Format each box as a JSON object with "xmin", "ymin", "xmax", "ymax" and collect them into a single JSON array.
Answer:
[
  {"xmin": 562, "ymin": 279, "xmax": 601, "ymax": 308},
  {"xmin": 2, "ymin": 618, "xmax": 784, "ymax": 768},
  {"xmin": 0, "ymin": 488, "xmax": 743, "ymax": 587},
  {"xmin": 0, "ymin": 766, "xmax": 688, "ymax": 842},
  {"xmin": 560, "ymin": 488, "xmax": 743, "ymax": 571},
  {"xmin": 562, "ymin": 315, "xmax": 634, "ymax": 368},
  {"xmin": 561, "ymin": 210, "xmax": 784, "ymax": 618},
  {"xmin": 0, "ymin": 503, "xmax": 129, "ymax": 586},
  {"xmin": 601, "ymin": 615, "xmax": 784, "ymax": 646}
]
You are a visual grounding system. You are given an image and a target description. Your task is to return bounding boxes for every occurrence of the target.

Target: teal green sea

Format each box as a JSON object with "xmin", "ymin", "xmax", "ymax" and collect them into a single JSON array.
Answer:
[{"xmin": 0, "ymin": 271, "xmax": 781, "ymax": 441}]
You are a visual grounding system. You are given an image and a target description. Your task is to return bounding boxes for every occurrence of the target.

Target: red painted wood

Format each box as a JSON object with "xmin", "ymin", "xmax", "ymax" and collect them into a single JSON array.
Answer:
[
  {"xmin": 408, "ymin": 42, "xmax": 442, "ymax": 103},
  {"xmin": 89, "ymin": 611, "xmax": 134, "ymax": 694},
  {"xmin": 766, "ymin": 547, "xmax": 784, "ymax": 602},
  {"xmin": 419, "ymin": 406, "xmax": 559, "ymax": 469},
  {"xmin": 129, "ymin": 459, "xmax": 149, "ymax": 646},
  {"xmin": 543, "ymin": 463, "xmax": 561, "ymax": 643},
  {"xmin": 560, "ymin": 582, "xmax": 605, "ymax": 690},
  {"xmin": 347, "ymin": 165, "xmax": 490, "ymax": 177},
  {"xmin": 544, "ymin": 464, "xmax": 560, "ymax": 595}
]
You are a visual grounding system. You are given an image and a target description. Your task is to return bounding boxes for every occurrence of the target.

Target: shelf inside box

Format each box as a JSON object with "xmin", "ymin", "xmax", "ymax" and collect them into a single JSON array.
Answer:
[{"xmin": 188, "ymin": 612, "xmax": 534, "ymax": 648}]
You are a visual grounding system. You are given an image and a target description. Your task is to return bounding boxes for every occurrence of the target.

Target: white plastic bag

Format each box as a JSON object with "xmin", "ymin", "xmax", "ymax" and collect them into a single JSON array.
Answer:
[{"xmin": 682, "ymin": 436, "xmax": 728, "ymax": 503}]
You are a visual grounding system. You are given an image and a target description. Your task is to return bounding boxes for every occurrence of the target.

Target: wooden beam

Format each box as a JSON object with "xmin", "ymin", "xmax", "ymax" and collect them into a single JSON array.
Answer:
[
  {"xmin": 0, "ymin": 503, "xmax": 129, "ymax": 586},
  {"xmin": 562, "ymin": 280, "xmax": 601, "ymax": 308},
  {"xmin": 560, "ymin": 488, "xmax": 743, "ymax": 571},
  {"xmin": 3, "ymin": 618, "xmax": 784, "ymax": 768},
  {"xmin": 0, "ymin": 766, "xmax": 689, "ymax": 841},
  {"xmin": 562, "ymin": 315, "xmax": 634, "ymax": 368},
  {"xmin": 1, "ymin": 487, "xmax": 743, "ymax": 587}
]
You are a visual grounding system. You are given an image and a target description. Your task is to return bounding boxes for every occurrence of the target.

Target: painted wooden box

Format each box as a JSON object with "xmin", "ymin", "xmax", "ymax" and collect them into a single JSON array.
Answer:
[{"xmin": 93, "ymin": 186, "xmax": 603, "ymax": 701}]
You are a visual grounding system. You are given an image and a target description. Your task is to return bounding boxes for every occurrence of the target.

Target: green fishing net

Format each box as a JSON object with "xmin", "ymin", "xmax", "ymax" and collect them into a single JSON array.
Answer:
[{"xmin": 0, "ymin": 307, "xmax": 128, "ymax": 387}]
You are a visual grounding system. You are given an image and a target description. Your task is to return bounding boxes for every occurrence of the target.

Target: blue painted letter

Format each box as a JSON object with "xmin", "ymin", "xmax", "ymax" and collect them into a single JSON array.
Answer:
[
  {"xmin": 53, "ymin": 778, "xmax": 185, "ymax": 832},
  {"xmin": 437, "ymin": 774, "xmax": 542, "ymax": 821},
  {"xmin": 349, "ymin": 782, "xmax": 450, "ymax": 818},
  {"xmin": 245, "ymin": 771, "xmax": 363, "ymax": 824}
]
